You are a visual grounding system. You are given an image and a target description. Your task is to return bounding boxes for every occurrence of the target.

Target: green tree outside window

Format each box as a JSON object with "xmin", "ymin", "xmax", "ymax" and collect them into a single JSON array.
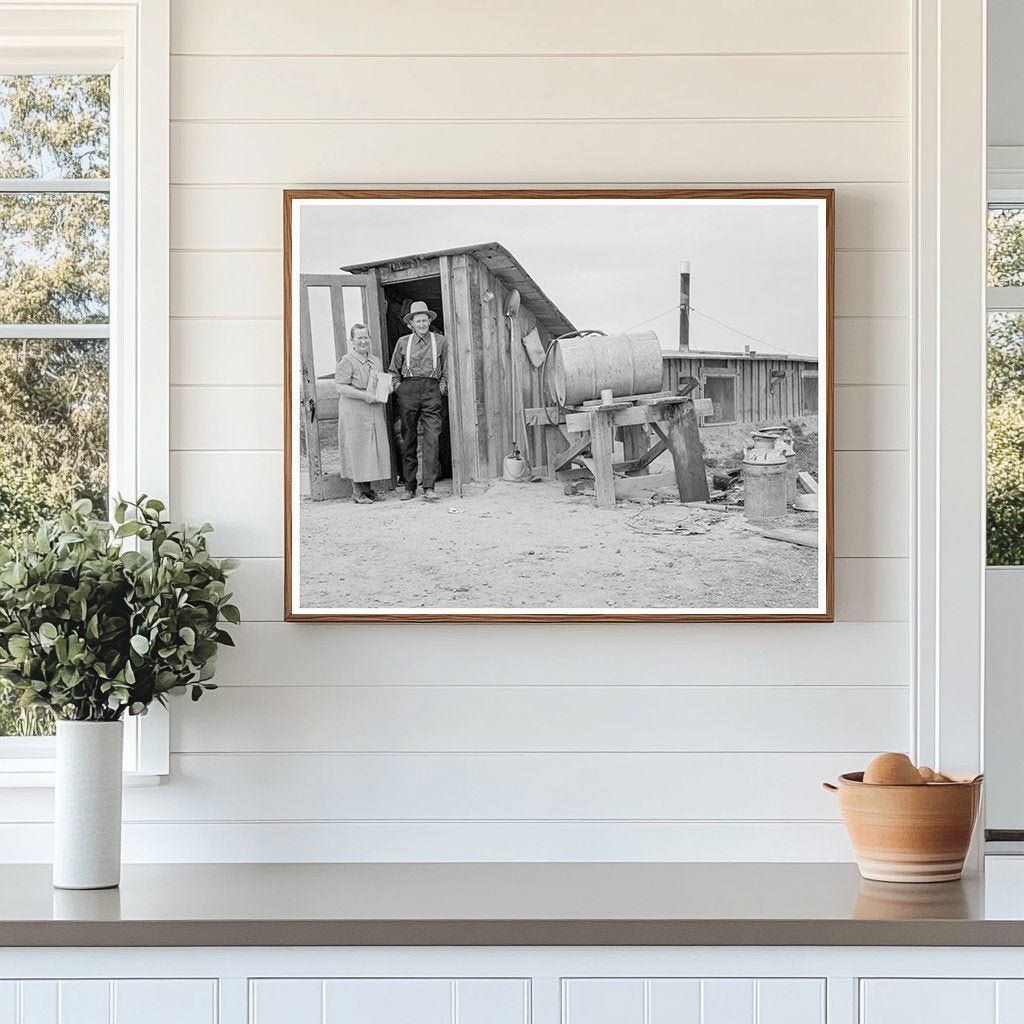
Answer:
[
  {"xmin": 0, "ymin": 75, "xmax": 110, "ymax": 736},
  {"xmin": 988, "ymin": 208, "xmax": 1024, "ymax": 566}
]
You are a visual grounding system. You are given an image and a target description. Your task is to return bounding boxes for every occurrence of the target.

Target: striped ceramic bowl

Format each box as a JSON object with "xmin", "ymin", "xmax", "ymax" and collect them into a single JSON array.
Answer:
[{"xmin": 823, "ymin": 772, "xmax": 983, "ymax": 883}]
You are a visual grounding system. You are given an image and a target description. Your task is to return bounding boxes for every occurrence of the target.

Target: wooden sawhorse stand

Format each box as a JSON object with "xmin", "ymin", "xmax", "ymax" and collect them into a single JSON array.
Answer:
[{"xmin": 527, "ymin": 390, "xmax": 710, "ymax": 510}]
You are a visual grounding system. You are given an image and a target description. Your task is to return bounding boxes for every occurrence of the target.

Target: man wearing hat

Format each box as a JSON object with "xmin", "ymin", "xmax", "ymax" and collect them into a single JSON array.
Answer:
[{"xmin": 388, "ymin": 300, "xmax": 449, "ymax": 502}]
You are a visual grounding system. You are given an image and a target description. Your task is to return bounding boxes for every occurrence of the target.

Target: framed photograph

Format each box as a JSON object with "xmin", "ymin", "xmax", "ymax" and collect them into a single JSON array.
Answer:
[{"xmin": 284, "ymin": 189, "xmax": 834, "ymax": 622}]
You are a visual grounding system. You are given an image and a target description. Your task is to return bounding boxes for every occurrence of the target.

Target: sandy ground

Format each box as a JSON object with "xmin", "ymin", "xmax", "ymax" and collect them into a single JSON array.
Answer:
[{"xmin": 298, "ymin": 478, "xmax": 818, "ymax": 612}]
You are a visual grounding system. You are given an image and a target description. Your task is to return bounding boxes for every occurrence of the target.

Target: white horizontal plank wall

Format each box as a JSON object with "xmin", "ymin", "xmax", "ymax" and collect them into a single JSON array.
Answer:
[{"xmin": 0, "ymin": 0, "xmax": 915, "ymax": 862}]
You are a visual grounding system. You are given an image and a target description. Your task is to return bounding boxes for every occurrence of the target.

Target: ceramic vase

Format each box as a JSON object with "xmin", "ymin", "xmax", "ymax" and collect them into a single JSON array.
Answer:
[{"xmin": 53, "ymin": 720, "xmax": 124, "ymax": 889}]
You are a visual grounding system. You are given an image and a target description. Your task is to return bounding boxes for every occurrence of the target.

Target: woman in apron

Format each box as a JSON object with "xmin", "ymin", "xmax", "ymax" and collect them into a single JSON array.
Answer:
[{"xmin": 335, "ymin": 324, "xmax": 392, "ymax": 503}]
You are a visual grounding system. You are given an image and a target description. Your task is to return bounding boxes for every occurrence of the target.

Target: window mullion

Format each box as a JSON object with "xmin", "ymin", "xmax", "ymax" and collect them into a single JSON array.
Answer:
[
  {"xmin": 0, "ymin": 324, "xmax": 110, "ymax": 339},
  {"xmin": 0, "ymin": 178, "xmax": 110, "ymax": 193}
]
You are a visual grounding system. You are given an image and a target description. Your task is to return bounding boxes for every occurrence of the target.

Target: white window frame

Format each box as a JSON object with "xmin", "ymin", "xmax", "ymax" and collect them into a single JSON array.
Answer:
[
  {"xmin": 982, "ymin": 193, "xmax": 1024, "ymax": 838},
  {"xmin": 913, "ymin": 0, "xmax": 987, "ymax": 855},
  {"xmin": 0, "ymin": 0, "xmax": 169, "ymax": 784}
]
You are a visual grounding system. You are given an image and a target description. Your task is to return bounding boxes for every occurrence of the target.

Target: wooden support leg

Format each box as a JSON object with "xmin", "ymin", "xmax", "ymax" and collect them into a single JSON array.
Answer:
[
  {"xmin": 553, "ymin": 431, "xmax": 592, "ymax": 473},
  {"xmin": 588, "ymin": 409, "xmax": 617, "ymax": 509},
  {"xmin": 664, "ymin": 400, "xmax": 710, "ymax": 503},
  {"xmin": 622, "ymin": 424, "xmax": 650, "ymax": 476},
  {"xmin": 544, "ymin": 424, "xmax": 571, "ymax": 478}
]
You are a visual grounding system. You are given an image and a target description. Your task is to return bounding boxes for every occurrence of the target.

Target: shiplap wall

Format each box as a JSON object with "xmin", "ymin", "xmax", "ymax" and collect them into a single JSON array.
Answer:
[{"xmin": 8, "ymin": 0, "xmax": 914, "ymax": 861}]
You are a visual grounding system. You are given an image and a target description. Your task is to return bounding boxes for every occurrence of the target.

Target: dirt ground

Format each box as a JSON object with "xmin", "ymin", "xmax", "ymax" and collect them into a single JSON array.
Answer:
[{"xmin": 298, "ymin": 477, "xmax": 819, "ymax": 612}]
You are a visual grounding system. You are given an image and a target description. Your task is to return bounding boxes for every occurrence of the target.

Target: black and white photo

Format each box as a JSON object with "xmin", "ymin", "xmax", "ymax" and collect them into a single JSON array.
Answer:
[{"xmin": 284, "ymin": 190, "xmax": 834, "ymax": 621}]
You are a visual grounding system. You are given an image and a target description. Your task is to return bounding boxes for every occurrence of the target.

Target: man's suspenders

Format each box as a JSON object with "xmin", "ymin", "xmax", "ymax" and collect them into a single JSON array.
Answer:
[{"xmin": 405, "ymin": 332, "xmax": 437, "ymax": 376}]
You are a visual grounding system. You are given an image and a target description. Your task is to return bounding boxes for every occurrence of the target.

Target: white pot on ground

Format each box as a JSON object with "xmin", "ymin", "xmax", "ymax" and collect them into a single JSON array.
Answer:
[{"xmin": 53, "ymin": 720, "xmax": 124, "ymax": 890}]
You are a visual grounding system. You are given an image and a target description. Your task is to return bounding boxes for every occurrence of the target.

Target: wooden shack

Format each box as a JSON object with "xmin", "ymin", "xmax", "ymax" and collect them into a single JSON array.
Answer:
[
  {"xmin": 297, "ymin": 242, "xmax": 575, "ymax": 499},
  {"xmin": 663, "ymin": 350, "xmax": 819, "ymax": 425}
]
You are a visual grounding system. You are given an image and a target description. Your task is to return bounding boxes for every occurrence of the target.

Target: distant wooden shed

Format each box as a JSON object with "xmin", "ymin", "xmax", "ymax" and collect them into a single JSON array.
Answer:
[{"xmin": 663, "ymin": 350, "xmax": 819, "ymax": 425}]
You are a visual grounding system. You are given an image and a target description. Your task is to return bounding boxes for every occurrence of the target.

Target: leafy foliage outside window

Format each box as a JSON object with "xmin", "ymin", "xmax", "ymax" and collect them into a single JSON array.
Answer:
[
  {"xmin": 0, "ymin": 75, "xmax": 110, "ymax": 737},
  {"xmin": 987, "ymin": 208, "xmax": 1024, "ymax": 565}
]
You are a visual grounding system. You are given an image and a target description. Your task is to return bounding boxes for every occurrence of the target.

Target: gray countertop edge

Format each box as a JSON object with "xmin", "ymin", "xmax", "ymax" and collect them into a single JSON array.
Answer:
[{"xmin": 5, "ymin": 919, "xmax": 1024, "ymax": 948}]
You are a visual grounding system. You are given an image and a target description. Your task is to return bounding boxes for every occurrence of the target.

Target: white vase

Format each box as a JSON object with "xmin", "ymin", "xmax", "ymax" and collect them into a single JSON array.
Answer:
[{"xmin": 53, "ymin": 720, "xmax": 124, "ymax": 890}]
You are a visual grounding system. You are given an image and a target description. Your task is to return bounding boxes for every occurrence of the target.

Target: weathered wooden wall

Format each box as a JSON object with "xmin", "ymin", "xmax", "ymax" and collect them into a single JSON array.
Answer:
[
  {"xmin": 663, "ymin": 354, "xmax": 817, "ymax": 424},
  {"xmin": 446, "ymin": 253, "xmax": 554, "ymax": 482}
]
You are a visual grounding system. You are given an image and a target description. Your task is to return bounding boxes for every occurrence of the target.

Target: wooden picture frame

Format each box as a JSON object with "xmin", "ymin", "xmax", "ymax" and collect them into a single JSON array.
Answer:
[{"xmin": 284, "ymin": 189, "xmax": 834, "ymax": 622}]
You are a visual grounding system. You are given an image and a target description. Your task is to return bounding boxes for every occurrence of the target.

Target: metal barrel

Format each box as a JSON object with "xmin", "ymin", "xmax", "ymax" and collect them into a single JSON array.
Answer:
[{"xmin": 549, "ymin": 330, "xmax": 664, "ymax": 406}]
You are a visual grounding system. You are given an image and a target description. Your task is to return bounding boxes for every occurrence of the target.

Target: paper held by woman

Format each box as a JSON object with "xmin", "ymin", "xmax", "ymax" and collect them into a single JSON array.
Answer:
[{"xmin": 367, "ymin": 369, "xmax": 393, "ymax": 405}]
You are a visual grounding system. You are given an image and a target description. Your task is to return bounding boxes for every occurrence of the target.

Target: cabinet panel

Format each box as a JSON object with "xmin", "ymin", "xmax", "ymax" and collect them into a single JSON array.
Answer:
[
  {"xmin": 251, "ymin": 979, "xmax": 529, "ymax": 1024},
  {"xmin": 757, "ymin": 980, "xmax": 825, "ymax": 1024},
  {"xmin": 18, "ymin": 983, "xmax": 56, "ymax": 1024},
  {"xmin": 455, "ymin": 980, "xmax": 529, "ymax": 1024},
  {"xmin": 0, "ymin": 983, "xmax": 16, "ymax": 1024},
  {"xmin": 563, "ymin": 979, "xmax": 825, "ymax": 1024},
  {"xmin": 250, "ymin": 979, "xmax": 322, "ymax": 1024},
  {"xmin": 648, "ymin": 980, "xmax": 701, "ymax": 1022},
  {"xmin": 702, "ymin": 980, "xmax": 754, "ymax": 1024},
  {"xmin": 58, "ymin": 982, "xmax": 109, "ymax": 1024},
  {"xmin": 563, "ymin": 980, "xmax": 645, "ymax": 1023},
  {"xmin": 861, "ymin": 980, "xmax": 996, "ymax": 1023},
  {"xmin": 323, "ymin": 980, "xmax": 451, "ymax": 1024},
  {"xmin": 113, "ymin": 981, "xmax": 217, "ymax": 1024},
  {"xmin": 997, "ymin": 980, "xmax": 1024, "ymax": 1020},
  {"xmin": 0, "ymin": 982, "xmax": 214, "ymax": 1024}
]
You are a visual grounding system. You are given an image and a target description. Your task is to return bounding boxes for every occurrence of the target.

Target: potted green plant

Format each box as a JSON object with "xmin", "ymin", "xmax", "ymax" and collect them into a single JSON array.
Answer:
[{"xmin": 0, "ymin": 496, "xmax": 239, "ymax": 889}]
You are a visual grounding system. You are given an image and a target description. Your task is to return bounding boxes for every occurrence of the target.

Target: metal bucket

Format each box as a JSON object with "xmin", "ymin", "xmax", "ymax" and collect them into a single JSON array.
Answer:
[{"xmin": 549, "ymin": 330, "xmax": 664, "ymax": 407}]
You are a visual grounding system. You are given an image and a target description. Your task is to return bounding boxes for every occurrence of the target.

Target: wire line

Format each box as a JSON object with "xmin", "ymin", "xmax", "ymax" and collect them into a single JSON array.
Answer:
[{"xmin": 620, "ymin": 300, "xmax": 807, "ymax": 358}]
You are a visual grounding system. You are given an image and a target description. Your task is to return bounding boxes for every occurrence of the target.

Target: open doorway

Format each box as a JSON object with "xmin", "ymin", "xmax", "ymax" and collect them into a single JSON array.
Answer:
[{"xmin": 380, "ymin": 276, "xmax": 453, "ymax": 483}]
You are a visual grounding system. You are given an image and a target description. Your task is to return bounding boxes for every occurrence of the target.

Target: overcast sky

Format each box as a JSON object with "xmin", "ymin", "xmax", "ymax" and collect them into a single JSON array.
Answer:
[{"xmin": 298, "ymin": 199, "xmax": 822, "ymax": 373}]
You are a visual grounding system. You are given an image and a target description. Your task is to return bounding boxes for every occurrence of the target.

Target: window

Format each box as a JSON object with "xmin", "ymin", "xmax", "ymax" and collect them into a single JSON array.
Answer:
[
  {"xmin": 801, "ymin": 369, "xmax": 819, "ymax": 415},
  {"xmin": 986, "ymin": 205, "xmax": 1024, "ymax": 566},
  {"xmin": 0, "ymin": 75, "xmax": 111, "ymax": 739},
  {"xmin": 0, "ymin": 4, "xmax": 169, "ymax": 778},
  {"xmin": 702, "ymin": 373, "xmax": 736, "ymax": 424}
]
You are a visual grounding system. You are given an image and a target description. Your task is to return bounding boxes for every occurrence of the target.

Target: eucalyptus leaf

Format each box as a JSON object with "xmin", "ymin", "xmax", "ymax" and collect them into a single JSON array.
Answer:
[{"xmin": 0, "ymin": 496, "xmax": 238, "ymax": 722}]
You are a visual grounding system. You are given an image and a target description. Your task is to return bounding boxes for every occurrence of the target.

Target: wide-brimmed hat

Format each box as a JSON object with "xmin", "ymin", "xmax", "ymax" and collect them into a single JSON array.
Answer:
[{"xmin": 403, "ymin": 300, "xmax": 438, "ymax": 327}]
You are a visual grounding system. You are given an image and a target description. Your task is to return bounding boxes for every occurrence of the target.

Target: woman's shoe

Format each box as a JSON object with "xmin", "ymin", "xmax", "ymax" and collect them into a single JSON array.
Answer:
[
  {"xmin": 352, "ymin": 491, "xmax": 373, "ymax": 504},
  {"xmin": 366, "ymin": 489, "xmax": 379, "ymax": 502}
]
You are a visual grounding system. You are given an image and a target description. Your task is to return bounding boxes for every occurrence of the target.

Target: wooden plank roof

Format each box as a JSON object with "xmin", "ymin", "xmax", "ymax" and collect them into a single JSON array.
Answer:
[
  {"xmin": 663, "ymin": 350, "xmax": 819, "ymax": 364},
  {"xmin": 340, "ymin": 241, "xmax": 576, "ymax": 339}
]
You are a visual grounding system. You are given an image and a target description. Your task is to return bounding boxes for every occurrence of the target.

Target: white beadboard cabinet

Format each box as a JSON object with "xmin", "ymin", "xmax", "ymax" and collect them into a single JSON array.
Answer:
[
  {"xmin": 561, "ymin": 978, "xmax": 825, "ymax": 1024},
  {"xmin": 0, "ymin": 979, "xmax": 218, "ymax": 1024},
  {"xmin": 860, "ymin": 980, "xmax": 1024, "ymax": 1023},
  {"xmin": 6, "ymin": 949, "xmax": 1024, "ymax": 1024}
]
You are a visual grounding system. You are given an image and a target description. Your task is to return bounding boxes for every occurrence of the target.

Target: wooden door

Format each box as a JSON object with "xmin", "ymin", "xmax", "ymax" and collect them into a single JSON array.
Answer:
[{"xmin": 298, "ymin": 273, "xmax": 390, "ymax": 500}]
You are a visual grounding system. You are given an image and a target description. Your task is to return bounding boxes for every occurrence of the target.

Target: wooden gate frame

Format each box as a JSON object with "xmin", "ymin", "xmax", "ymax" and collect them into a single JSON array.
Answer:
[{"xmin": 297, "ymin": 272, "xmax": 387, "ymax": 500}]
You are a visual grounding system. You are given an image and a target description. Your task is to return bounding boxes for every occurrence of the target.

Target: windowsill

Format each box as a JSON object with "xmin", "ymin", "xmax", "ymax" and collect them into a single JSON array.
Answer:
[{"xmin": 0, "ymin": 767, "xmax": 164, "ymax": 788}]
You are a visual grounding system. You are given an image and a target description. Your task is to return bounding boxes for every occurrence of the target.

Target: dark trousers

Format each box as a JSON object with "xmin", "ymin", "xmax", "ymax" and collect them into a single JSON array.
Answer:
[{"xmin": 396, "ymin": 377, "xmax": 443, "ymax": 491}]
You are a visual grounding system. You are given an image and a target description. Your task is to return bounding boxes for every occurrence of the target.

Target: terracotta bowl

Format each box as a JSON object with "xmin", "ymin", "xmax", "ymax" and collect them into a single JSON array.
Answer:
[{"xmin": 823, "ymin": 771, "xmax": 983, "ymax": 883}]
